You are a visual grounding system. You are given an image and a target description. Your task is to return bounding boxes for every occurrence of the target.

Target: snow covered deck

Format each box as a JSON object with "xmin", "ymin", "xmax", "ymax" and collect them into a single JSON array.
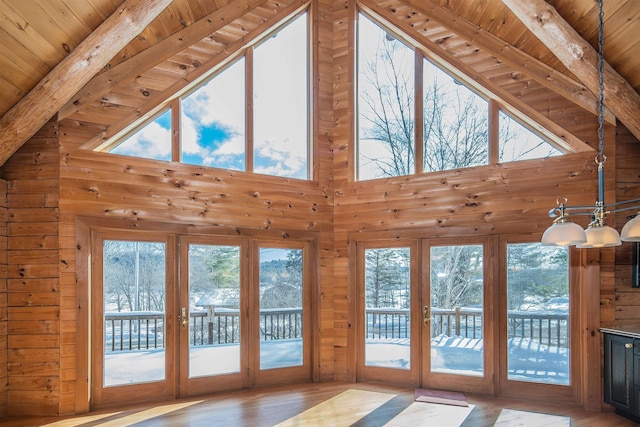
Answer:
[{"xmin": 104, "ymin": 335, "xmax": 568, "ymax": 386}]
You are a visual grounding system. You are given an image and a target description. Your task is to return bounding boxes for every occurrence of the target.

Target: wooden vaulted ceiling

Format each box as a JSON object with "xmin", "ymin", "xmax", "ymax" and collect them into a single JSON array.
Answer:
[{"xmin": 1, "ymin": 0, "xmax": 640, "ymax": 166}]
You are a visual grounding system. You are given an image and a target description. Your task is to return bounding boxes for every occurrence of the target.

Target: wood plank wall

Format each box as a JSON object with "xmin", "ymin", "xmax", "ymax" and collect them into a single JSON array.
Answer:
[
  {"xmin": 0, "ymin": 0, "xmax": 638, "ymax": 417},
  {"xmin": 612, "ymin": 123, "xmax": 640, "ymax": 326},
  {"xmin": 1, "ymin": 120, "xmax": 60, "ymax": 416},
  {"xmin": 0, "ymin": 177, "xmax": 7, "ymax": 418}
]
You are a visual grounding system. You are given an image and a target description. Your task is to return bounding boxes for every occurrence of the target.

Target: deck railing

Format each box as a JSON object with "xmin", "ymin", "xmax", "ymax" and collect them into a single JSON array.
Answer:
[
  {"xmin": 105, "ymin": 307, "xmax": 303, "ymax": 351},
  {"xmin": 105, "ymin": 306, "xmax": 569, "ymax": 351}
]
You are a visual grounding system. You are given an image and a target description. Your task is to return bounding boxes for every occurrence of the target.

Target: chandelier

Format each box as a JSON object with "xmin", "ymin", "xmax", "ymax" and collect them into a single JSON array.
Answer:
[{"xmin": 542, "ymin": 0, "xmax": 640, "ymax": 248}]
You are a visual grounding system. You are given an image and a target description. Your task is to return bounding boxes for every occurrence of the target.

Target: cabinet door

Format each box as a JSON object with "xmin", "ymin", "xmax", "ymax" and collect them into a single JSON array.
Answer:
[{"xmin": 604, "ymin": 333, "xmax": 634, "ymax": 412}]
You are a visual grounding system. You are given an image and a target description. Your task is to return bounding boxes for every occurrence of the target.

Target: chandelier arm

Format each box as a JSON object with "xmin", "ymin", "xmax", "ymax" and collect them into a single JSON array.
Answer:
[
  {"xmin": 609, "ymin": 205, "xmax": 640, "ymax": 215},
  {"xmin": 548, "ymin": 207, "xmax": 596, "ymax": 218},
  {"xmin": 603, "ymin": 197, "xmax": 640, "ymax": 209}
]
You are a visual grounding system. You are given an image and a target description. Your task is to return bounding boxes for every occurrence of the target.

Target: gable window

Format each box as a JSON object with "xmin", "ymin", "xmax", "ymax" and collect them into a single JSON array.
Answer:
[
  {"xmin": 102, "ymin": 11, "xmax": 310, "ymax": 181},
  {"xmin": 499, "ymin": 111, "xmax": 562, "ymax": 162},
  {"xmin": 356, "ymin": 11, "xmax": 564, "ymax": 181},
  {"xmin": 111, "ymin": 109, "xmax": 172, "ymax": 162},
  {"xmin": 181, "ymin": 58, "xmax": 246, "ymax": 171}
]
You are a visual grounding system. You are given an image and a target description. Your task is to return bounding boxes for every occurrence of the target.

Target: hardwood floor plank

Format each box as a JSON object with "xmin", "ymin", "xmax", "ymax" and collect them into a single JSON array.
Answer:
[{"xmin": 0, "ymin": 382, "xmax": 636, "ymax": 426}]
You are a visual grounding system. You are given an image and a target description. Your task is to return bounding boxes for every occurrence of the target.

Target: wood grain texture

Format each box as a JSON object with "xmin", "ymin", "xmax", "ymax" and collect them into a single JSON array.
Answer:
[
  {"xmin": 502, "ymin": 0, "xmax": 640, "ymax": 142},
  {"xmin": 0, "ymin": 382, "xmax": 635, "ymax": 427},
  {"xmin": 0, "ymin": 0, "xmax": 174, "ymax": 168}
]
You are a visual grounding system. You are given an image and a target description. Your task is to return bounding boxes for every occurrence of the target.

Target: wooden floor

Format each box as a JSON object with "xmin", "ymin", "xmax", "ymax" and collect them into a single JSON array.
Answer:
[{"xmin": 0, "ymin": 382, "xmax": 637, "ymax": 426}]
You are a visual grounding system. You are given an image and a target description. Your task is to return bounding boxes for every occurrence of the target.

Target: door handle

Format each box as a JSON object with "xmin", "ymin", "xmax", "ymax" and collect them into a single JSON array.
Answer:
[
  {"xmin": 181, "ymin": 307, "xmax": 188, "ymax": 328},
  {"xmin": 424, "ymin": 306, "xmax": 433, "ymax": 324}
]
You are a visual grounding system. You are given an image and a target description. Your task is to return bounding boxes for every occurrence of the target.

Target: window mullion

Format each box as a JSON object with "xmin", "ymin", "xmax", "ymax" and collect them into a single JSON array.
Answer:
[
  {"xmin": 488, "ymin": 99, "xmax": 499, "ymax": 165},
  {"xmin": 246, "ymin": 47, "xmax": 254, "ymax": 173},
  {"xmin": 171, "ymin": 98, "xmax": 181, "ymax": 163},
  {"xmin": 415, "ymin": 50, "xmax": 424, "ymax": 175}
]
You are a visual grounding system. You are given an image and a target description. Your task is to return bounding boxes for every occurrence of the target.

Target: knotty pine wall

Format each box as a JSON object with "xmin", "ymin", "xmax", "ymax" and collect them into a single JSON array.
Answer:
[
  {"xmin": 0, "ymin": 177, "xmax": 7, "ymax": 418},
  {"xmin": 612, "ymin": 123, "xmax": 640, "ymax": 327},
  {"xmin": 2, "ymin": 0, "xmax": 640, "ymax": 418},
  {"xmin": 1, "ymin": 120, "xmax": 61, "ymax": 416}
]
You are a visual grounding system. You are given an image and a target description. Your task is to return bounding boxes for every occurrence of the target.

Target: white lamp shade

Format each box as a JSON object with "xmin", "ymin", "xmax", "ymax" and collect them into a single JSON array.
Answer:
[
  {"xmin": 577, "ymin": 224, "xmax": 621, "ymax": 248},
  {"xmin": 541, "ymin": 221, "xmax": 587, "ymax": 246},
  {"xmin": 621, "ymin": 215, "xmax": 640, "ymax": 242}
]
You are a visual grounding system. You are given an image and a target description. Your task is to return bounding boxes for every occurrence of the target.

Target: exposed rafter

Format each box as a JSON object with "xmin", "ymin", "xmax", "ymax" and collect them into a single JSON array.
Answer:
[
  {"xmin": 502, "ymin": 0, "xmax": 640, "ymax": 141},
  {"xmin": 59, "ymin": 0, "xmax": 272, "ymax": 120},
  {"xmin": 399, "ymin": 0, "xmax": 614, "ymax": 125},
  {"xmin": 0, "ymin": 0, "xmax": 173, "ymax": 167}
]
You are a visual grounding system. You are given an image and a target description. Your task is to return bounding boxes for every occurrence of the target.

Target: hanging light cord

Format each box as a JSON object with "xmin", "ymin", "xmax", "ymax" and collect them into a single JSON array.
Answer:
[{"xmin": 597, "ymin": 0, "xmax": 605, "ymax": 160}]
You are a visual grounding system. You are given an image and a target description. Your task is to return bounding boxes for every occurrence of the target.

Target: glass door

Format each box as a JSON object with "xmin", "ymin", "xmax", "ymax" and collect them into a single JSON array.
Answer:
[
  {"xmin": 422, "ymin": 239, "xmax": 492, "ymax": 393},
  {"xmin": 179, "ymin": 237, "xmax": 248, "ymax": 396},
  {"xmin": 91, "ymin": 231, "xmax": 177, "ymax": 407},
  {"xmin": 499, "ymin": 239, "xmax": 577, "ymax": 403},
  {"xmin": 356, "ymin": 240, "xmax": 419, "ymax": 385},
  {"xmin": 253, "ymin": 241, "xmax": 313, "ymax": 386}
]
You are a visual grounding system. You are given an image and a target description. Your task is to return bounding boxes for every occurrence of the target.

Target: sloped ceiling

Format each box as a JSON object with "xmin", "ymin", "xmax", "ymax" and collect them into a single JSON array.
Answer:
[{"xmin": 0, "ymin": 0, "xmax": 639, "ymax": 165}]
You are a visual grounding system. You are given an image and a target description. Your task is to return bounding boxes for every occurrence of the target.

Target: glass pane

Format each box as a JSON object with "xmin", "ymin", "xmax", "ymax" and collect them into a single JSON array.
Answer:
[
  {"xmin": 506, "ymin": 243, "xmax": 569, "ymax": 385},
  {"xmin": 181, "ymin": 58, "xmax": 246, "ymax": 170},
  {"xmin": 259, "ymin": 248, "xmax": 303, "ymax": 369},
  {"xmin": 109, "ymin": 110, "xmax": 172, "ymax": 161},
  {"xmin": 499, "ymin": 111, "xmax": 562, "ymax": 162},
  {"xmin": 358, "ymin": 14, "xmax": 415, "ymax": 180},
  {"xmin": 254, "ymin": 14, "xmax": 308, "ymax": 179},
  {"xmin": 423, "ymin": 60, "xmax": 488, "ymax": 172},
  {"xmin": 103, "ymin": 240, "xmax": 166, "ymax": 386},
  {"xmin": 188, "ymin": 244, "xmax": 241, "ymax": 378},
  {"xmin": 364, "ymin": 247, "xmax": 411, "ymax": 369},
  {"xmin": 430, "ymin": 245, "xmax": 483, "ymax": 376}
]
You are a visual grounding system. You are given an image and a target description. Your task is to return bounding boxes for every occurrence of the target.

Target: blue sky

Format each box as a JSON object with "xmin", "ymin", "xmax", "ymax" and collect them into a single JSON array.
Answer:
[{"xmin": 110, "ymin": 14, "xmax": 308, "ymax": 180}]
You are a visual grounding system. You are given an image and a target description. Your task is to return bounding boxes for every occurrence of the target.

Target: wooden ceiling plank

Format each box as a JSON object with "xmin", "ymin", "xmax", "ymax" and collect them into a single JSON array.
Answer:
[
  {"xmin": 0, "ymin": 2, "xmax": 60, "ymax": 64},
  {"xmin": 0, "ymin": 26, "xmax": 52, "ymax": 79},
  {"xmin": 0, "ymin": 0, "xmax": 174, "ymax": 168},
  {"xmin": 502, "ymin": 0, "xmax": 640, "ymax": 143},
  {"xmin": 59, "ymin": 0, "xmax": 272, "ymax": 119},
  {"xmin": 379, "ymin": 0, "xmax": 613, "ymax": 124}
]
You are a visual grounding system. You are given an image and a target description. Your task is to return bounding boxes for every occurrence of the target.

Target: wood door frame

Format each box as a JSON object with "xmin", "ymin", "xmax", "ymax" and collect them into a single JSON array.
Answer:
[
  {"xmin": 251, "ymin": 238, "xmax": 318, "ymax": 387},
  {"xmin": 75, "ymin": 217, "xmax": 320, "ymax": 408},
  {"xmin": 178, "ymin": 235, "xmax": 250, "ymax": 397},
  {"xmin": 89, "ymin": 229, "xmax": 178, "ymax": 408},
  {"xmin": 497, "ymin": 234, "xmax": 581, "ymax": 404},
  {"xmin": 420, "ymin": 236, "xmax": 495, "ymax": 395},
  {"xmin": 354, "ymin": 239, "xmax": 420, "ymax": 387}
]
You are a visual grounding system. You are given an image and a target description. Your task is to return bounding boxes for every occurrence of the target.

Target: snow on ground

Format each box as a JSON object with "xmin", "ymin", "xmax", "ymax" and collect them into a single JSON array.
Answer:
[{"xmin": 104, "ymin": 335, "xmax": 568, "ymax": 386}]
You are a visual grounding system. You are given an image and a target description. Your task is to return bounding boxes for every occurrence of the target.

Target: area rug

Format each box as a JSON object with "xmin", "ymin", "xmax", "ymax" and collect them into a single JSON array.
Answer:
[
  {"xmin": 414, "ymin": 388, "xmax": 468, "ymax": 407},
  {"xmin": 493, "ymin": 409, "xmax": 570, "ymax": 426}
]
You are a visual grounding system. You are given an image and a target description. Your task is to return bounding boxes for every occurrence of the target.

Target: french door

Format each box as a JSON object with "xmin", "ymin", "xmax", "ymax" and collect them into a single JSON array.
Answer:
[
  {"xmin": 91, "ymin": 231, "xmax": 313, "ymax": 407},
  {"xmin": 421, "ymin": 238, "xmax": 492, "ymax": 394},
  {"xmin": 356, "ymin": 238, "xmax": 493, "ymax": 394},
  {"xmin": 91, "ymin": 231, "xmax": 177, "ymax": 407}
]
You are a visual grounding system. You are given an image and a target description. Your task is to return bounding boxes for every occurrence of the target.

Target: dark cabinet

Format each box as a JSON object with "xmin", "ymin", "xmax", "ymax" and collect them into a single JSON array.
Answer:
[{"xmin": 603, "ymin": 332, "xmax": 640, "ymax": 421}]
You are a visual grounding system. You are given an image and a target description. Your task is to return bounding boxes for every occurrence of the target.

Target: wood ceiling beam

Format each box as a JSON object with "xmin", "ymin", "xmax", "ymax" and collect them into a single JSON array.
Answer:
[
  {"xmin": 59, "ymin": 0, "xmax": 271, "ymax": 120},
  {"xmin": 503, "ymin": 0, "xmax": 640, "ymax": 142},
  {"xmin": 0, "ymin": 0, "xmax": 173, "ymax": 168},
  {"xmin": 396, "ymin": 0, "xmax": 614, "ymax": 125}
]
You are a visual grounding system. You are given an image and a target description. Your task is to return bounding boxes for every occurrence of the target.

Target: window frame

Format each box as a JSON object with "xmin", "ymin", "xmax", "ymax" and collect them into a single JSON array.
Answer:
[
  {"xmin": 354, "ymin": 8, "xmax": 576, "ymax": 182},
  {"xmin": 95, "ymin": 8, "xmax": 313, "ymax": 182}
]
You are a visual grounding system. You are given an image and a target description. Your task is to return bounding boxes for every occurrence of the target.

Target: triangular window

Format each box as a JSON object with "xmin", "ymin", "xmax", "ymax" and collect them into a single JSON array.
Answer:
[
  {"xmin": 102, "ymin": 11, "xmax": 309, "ymax": 180},
  {"xmin": 356, "ymin": 11, "xmax": 570, "ymax": 181},
  {"xmin": 109, "ymin": 109, "xmax": 172, "ymax": 162},
  {"xmin": 499, "ymin": 111, "xmax": 561, "ymax": 162}
]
